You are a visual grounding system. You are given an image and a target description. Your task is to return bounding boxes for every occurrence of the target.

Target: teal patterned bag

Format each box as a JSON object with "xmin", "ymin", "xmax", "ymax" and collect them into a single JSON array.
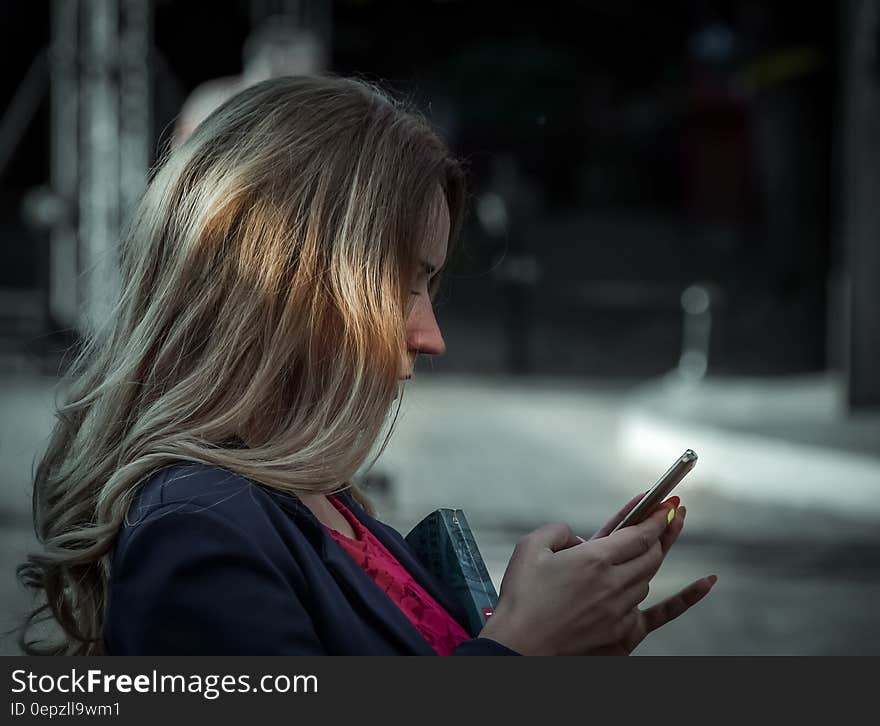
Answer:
[{"xmin": 405, "ymin": 509, "xmax": 499, "ymax": 636}]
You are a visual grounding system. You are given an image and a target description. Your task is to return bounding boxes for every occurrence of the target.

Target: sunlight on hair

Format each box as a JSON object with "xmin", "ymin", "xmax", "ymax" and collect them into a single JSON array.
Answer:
[{"xmin": 16, "ymin": 75, "xmax": 466, "ymax": 655}]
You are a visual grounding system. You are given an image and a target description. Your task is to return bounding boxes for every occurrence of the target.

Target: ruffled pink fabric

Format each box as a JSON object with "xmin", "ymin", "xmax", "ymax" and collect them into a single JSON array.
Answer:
[{"xmin": 324, "ymin": 495, "xmax": 471, "ymax": 655}]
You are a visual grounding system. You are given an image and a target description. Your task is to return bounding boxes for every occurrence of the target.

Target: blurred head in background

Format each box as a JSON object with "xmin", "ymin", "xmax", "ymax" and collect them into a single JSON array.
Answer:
[
  {"xmin": 173, "ymin": 18, "xmax": 329, "ymax": 146},
  {"xmin": 242, "ymin": 19, "xmax": 327, "ymax": 84},
  {"xmin": 18, "ymin": 74, "xmax": 464, "ymax": 654}
]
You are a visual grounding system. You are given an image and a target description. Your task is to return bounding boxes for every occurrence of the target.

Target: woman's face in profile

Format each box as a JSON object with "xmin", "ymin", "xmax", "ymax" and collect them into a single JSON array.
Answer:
[{"xmin": 399, "ymin": 195, "xmax": 449, "ymax": 383}]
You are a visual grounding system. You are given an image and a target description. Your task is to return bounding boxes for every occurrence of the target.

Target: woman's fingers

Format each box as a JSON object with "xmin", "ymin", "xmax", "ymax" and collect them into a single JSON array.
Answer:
[
  {"xmin": 659, "ymin": 504, "xmax": 686, "ymax": 556},
  {"xmin": 640, "ymin": 575, "xmax": 717, "ymax": 635},
  {"xmin": 593, "ymin": 503, "xmax": 675, "ymax": 564},
  {"xmin": 590, "ymin": 491, "xmax": 646, "ymax": 540},
  {"xmin": 617, "ymin": 578, "xmax": 652, "ymax": 614},
  {"xmin": 613, "ymin": 536, "xmax": 665, "ymax": 588},
  {"xmin": 591, "ymin": 493, "xmax": 683, "ymax": 543},
  {"xmin": 608, "ymin": 504, "xmax": 687, "ymax": 590},
  {"xmin": 529, "ymin": 521, "xmax": 582, "ymax": 554}
]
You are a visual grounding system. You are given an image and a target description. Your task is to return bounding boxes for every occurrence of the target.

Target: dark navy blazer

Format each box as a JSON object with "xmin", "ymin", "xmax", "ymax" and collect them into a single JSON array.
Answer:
[{"xmin": 104, "ymin": 462, "xmax": 520, "ymax": 655}]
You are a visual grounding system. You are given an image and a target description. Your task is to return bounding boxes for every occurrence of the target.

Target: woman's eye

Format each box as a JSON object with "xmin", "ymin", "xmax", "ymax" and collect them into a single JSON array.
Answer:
[{"xmin": 410, "ymin": 291, "xmax": 421, "ymax": 296}]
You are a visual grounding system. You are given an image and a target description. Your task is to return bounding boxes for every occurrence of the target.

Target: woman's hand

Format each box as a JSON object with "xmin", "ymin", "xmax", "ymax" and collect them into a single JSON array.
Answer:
[
  {"xmin": 586, "ymin": 569, "xmax": 717, "ymax": 655},
  {"xmin": 586, "ymin": 494, "xmax": 717, "ymax": 655},
  {"xmin": 478, "ymin": 503, "xmax": 677, "ymax": 656}
]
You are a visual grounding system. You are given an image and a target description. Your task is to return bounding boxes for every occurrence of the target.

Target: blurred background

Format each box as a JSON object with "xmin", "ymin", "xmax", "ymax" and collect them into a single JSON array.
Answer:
[{"xmin": 1, "ymin": 0, "xmax": 879, "ymax": 654}]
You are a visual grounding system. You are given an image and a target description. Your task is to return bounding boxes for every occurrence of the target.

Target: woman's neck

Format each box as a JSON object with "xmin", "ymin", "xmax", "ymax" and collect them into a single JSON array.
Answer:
[{"xmin": 298, "ymin": 492, "xmax": 358, "ymax": 540}]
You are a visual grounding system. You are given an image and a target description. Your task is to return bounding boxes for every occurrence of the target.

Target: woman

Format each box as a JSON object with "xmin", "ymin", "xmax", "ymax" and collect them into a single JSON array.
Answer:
[{"xmin": 17, "ymin": 75, "xmax": 715, "ymax": 655}]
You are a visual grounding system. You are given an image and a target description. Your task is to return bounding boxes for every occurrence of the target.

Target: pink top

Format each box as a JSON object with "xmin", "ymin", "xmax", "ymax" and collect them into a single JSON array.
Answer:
[{"xmin": 323, "ymin": 495, "xmax": 471, "ymax": 655}]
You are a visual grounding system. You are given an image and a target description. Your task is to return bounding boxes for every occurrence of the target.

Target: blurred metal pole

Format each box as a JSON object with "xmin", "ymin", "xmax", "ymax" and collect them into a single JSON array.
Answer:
[
  {"xmin": 49, "ymin": 0, "xmax": 80, "ymax": 332},
  {"xmin": 839, "ymin": 0, "xmax": 880, "ymax": 409},
  {"xmin": 80, "ymin": 0, "xmax": 121, "ymax": 339},
  {"xmin": 119, "ymin": 0, "xmax": 152, "ymax": 217}
]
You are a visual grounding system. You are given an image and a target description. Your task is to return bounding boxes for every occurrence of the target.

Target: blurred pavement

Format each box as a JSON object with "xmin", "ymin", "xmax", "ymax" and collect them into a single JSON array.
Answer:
[
  {"xmin": 369, "ymin": 372, "xmax": 880, "ymax": 655},
  {"xmin": 2, "ymin": 365, "xmax": 879, "ymax": 655}
]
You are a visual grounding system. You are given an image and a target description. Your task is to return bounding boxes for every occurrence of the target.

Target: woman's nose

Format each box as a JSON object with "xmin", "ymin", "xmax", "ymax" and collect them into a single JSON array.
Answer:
[
  {"xmin": 410, "ymin": 328, "xmax": 446, "ymax": 356},
  {"xmin": 407, "ymin": 303, "xmax": 446, "ymax": 356}
]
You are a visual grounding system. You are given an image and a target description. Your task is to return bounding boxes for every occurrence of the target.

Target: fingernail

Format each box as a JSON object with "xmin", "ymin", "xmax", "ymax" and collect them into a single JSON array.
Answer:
[
  {"xmin": 667, "ymin": 508, "xmax": 676, "ymax": 525},
  {"xmin": 679, "ymin": 505, "xmax": 687, "ymax": 520},
  {"xmin": 708, "ymin": 575, "xmax": 718, "ymax": 585}
]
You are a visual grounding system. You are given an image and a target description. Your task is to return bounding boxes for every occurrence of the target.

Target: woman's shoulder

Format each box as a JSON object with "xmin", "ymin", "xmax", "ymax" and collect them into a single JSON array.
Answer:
[
  {"xmin": 129, "ymin": 461, "xmax": 261, "ymax": 515},
  {"xmin": 129, "ymin": 460, "xmax": 306, "ymax": 515},
  {"xmin": 105, "ymin": 462, "xmax": 324, "ymax": 654},
  {"xmin": 117, "ymin": 462, "xmax": 314, "ymax": 560}
]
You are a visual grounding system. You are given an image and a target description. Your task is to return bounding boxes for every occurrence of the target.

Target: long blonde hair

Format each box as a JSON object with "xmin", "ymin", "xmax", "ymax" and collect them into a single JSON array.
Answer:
[{"xmin": 16, "ymin": 74, "xmax": 466, "ymax": 655}]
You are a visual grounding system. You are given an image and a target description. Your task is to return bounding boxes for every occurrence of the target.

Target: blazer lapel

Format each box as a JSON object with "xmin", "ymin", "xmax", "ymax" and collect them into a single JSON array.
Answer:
[
  {"xmin": 338, "ymin": 492, "xmax": 475, "ymax": 637},
  {"xmin": 268, "ymin": 487, "xmax": 438, "ymax": 654}
]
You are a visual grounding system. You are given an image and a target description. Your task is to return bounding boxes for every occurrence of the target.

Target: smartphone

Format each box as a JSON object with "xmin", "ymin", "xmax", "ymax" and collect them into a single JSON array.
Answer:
[{"xmin": 610, "ymin": 449, "xmax": 698, "ymax": 534}]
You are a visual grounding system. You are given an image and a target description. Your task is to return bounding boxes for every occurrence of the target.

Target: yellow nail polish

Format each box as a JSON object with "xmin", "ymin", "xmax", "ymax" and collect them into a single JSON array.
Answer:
[{"xmin": 667, "ymin": 508, "xmax": 676, "ymax": 524}]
